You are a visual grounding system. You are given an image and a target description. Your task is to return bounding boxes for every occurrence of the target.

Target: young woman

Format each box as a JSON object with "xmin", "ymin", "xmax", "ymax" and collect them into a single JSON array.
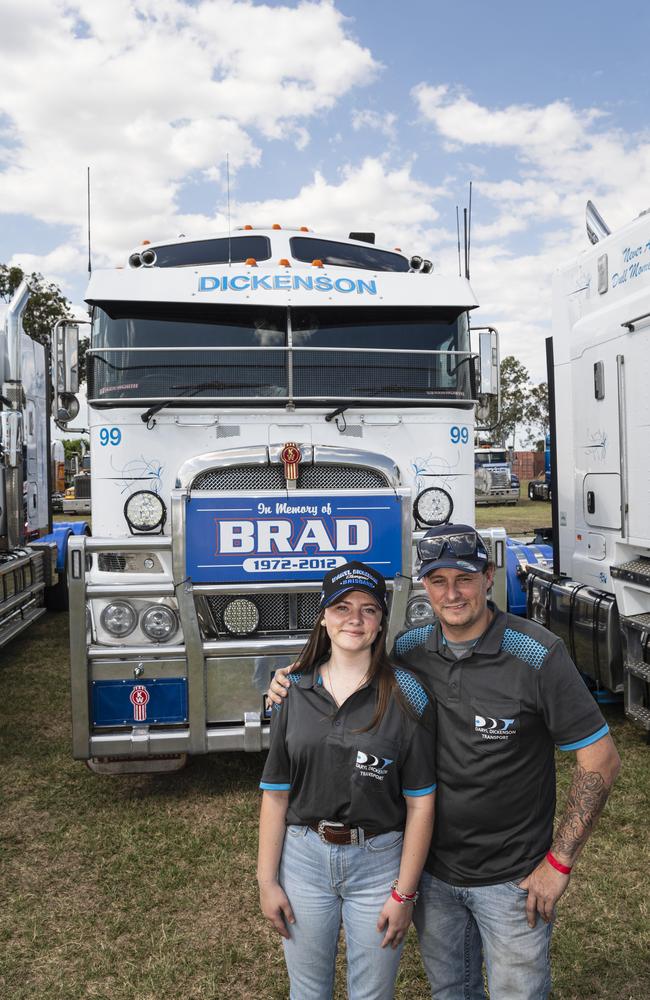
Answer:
[{"xmin": 257, "ymin": 561, "xmax": 436, "ymax": 1000}]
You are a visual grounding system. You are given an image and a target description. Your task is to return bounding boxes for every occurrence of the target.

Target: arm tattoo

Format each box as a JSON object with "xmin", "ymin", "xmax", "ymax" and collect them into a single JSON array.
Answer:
[{"xmin": 552, "ymin": 765, "xmax": 612, "ymax": 863}]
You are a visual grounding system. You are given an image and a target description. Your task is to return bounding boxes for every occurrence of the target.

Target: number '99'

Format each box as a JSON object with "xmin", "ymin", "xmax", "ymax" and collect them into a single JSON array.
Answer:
[
  {"xmin": 450, "ymin": 426, "xmax": 469, "ymax": 444},
  {"xmin": 99, "ymin": 427, "xmax": 122, "ymax": 446}
]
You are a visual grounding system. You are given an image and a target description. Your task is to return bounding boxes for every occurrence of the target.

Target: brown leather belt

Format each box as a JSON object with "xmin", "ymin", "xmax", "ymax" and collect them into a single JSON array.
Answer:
[{"xmin": 309, "ymin": 821, "xmax": 377, "ymax": 845}]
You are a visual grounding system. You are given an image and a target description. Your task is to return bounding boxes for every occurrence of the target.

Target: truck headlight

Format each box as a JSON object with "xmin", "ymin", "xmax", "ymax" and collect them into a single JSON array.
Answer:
[
  {"xmin": 141, "ymin": 605, "xmax": 178, "ymax": 641},
  {"xmin": 406, "ymin": 597, "xmax": 435, "ymax": 626},
  {"xmin": 413, "ymin": 487, "xmax": 453, "ymax": 527},
  {"xmin": 124, "ymin": 490, "xmax": 166, "ymax": 532},
  {"xmin": 101, "ymin": 601, "xmax": 137, "ymax": 637},
  {"xmin": 223, "ymin": 598, "xmax": 260, "ymax": 636}
]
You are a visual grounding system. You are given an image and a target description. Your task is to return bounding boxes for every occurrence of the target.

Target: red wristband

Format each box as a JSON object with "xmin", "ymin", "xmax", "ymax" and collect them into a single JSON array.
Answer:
[
  {"xmin": 546, "ymin": 851, "xmax": 572, "ymax": 875},
  {"xmin": 391, "ymin": 889, "xmax": 415, "ymax": 904}
]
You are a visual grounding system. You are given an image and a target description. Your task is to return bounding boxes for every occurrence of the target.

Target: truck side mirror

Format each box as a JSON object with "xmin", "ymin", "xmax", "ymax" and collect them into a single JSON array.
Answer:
[
  {"xmin": 474, "ymin": 327, "xmax": 500, "ymax": 428},
  {"xmin": 54, "ymin": 322, "xmax": 80, "ymax": 395}
]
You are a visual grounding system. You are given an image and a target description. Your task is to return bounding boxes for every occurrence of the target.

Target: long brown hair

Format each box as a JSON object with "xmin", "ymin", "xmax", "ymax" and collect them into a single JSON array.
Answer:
[{"xmin": 290, "ymin": 594, "xmax": 414, "ymax": 732}]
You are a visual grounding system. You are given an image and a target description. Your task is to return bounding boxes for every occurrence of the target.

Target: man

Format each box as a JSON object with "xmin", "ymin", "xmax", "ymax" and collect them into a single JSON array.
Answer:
[{"xmin": 268, "ymin": 523, "xmax": 621, "ymax": 999}]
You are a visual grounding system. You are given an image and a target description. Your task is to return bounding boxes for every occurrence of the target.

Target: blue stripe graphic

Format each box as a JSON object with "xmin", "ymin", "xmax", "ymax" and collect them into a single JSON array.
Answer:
[
  {"xmin": 403, "ymin": 783, "xmax": 437, "ymax": 797},
  {"xmin": 557, "ymin": 723, "xmax": 609, "ymax": 752}
]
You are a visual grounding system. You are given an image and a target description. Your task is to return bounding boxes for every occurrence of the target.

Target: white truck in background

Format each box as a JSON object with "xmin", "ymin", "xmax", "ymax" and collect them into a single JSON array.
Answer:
[
  {"xmin": 527, "ymin": 203, "xmax": 650, "ymax": 732},
  {"xmin": 0, "ymin": 284, "xmax": 84, "ymax": 642},
  {"xmin": 55, "ymin": 225, "xmax": 506, "ymax": 773}
]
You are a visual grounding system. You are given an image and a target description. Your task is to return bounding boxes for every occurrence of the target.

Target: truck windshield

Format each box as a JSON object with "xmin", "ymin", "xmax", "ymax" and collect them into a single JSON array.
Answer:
[
  {"xmin": 475, "ymin": 450, "xmax": 508, "ymax": 466},
  {"xmin": 88, "ymin": 303, "xmax": 473, "ymax": 407}
]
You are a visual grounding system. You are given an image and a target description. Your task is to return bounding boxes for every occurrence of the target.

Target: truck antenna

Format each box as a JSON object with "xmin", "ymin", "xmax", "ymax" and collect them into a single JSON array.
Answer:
[
  {"xmin": 87, "ymin": 166, "xmax": 92, "ymax": 275},
  {"xmin": 456, "ymin": 206, "xmax": 462, "ymax": 277},
  {"xmin": 463, "ymin": 207, "xmax": 468, "ymax": 279},
  {"xmin": 467, "ymin": 180, "xmax": 472, "ymax": 281},
  {"xmin": 226, "ymin": 153, "xmax": 232, "ymax": 267}
]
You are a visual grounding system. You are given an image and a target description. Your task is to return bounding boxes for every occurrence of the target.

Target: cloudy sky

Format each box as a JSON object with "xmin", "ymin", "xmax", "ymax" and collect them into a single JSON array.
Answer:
[{"xmin": 2, "ymin": 0, "xmax": 650, "ymax": 381}]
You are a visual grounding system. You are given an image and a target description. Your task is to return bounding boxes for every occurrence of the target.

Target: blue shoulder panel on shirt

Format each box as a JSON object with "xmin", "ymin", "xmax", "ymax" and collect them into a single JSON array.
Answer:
[
  {"xmin": 500, "ymin": 627, "xmax": 549, "ymax": 669},
  {"xmin": 288, "ymin": 672, "xmax": 302, "ymax": 684},
  {"xmin": 394, "ymin": 669, "xmax": 429, "ymax": 717},
  {"xmin": 394, "ymin": 624, "xmax": 435, "ymax": 657}
]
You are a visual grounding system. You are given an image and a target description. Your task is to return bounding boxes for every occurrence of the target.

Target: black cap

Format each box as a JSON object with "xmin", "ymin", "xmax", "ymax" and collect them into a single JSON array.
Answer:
[
  {"xmin": 416, "ymin": 523, "xmax": 490, "ymax": 579},
  {"xmin": 319, "ymin": 561, "xmax": 388, "ymax": 612}
]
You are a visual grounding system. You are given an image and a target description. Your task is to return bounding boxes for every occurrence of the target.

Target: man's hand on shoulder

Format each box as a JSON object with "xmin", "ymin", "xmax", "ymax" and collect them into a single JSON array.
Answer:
[
  {"xmin": 266, "ymin": 665, "xmax": 292, "ymax": 707},
  {"xmin": 518, "ymin": 859, "xmax": 570, "ymax": 927}
]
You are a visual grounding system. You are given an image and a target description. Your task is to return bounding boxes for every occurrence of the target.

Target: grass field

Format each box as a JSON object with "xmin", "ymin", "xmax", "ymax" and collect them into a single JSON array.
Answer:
[{"xmin": 2, "ymin": 492, "xmax": 648, "ymax": 999}]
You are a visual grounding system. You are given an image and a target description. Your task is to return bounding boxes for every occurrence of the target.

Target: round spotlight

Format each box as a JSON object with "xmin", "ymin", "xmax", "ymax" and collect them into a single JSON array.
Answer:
[
  {"xmin": 128, "ymin": 253, "xmax": 142, "ymax": 268},
  {"xmin": 413, "ymin": 487, "xmax": 453, "ymax": 527},
  {"xmin": 406, "ymin": 598, "xmax": 434, "ymax": 626},
  {"xmin": 101, "ymin": 601, "xmax": 137, "ymax": 637},
  {"xmin": 141, "ymin": 605, "xmax": 178, "ymax": 642},
  {"xmin": 141, "ymin": 248, "xmax": 157, "ymax": 266},
  {"xmin": 124, "ymin": 491, "xmax": 166, "ymax": 533},
  {"xmin": 421, "ymin": 259, "xmax": 433, "ymax": 273},
  {"xmin": 222, "ymin": 598, "xmax": 260, "ymax": 636}
]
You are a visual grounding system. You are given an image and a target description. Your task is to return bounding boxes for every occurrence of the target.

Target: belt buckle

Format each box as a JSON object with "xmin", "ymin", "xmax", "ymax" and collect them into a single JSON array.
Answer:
[{"xmin": 317, "ymin": 820, "xmax": 344, "ymax": 843}]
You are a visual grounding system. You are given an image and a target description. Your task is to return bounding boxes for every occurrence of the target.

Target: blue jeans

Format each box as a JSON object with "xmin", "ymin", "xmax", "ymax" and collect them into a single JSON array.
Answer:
[
  {"xmin": 278, "ymin": 824, "xmax": 405, "ymax": 1000},
  {"xmin": 413, "ymin": 871, "xmax": 553, "ymax": 1000}
]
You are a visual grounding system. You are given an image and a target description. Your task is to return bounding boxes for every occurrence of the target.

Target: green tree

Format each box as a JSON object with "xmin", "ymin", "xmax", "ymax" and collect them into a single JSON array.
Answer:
[
  {"xmin": 494, "ymin": 355, "xmax": 531, "ymax": 448},
  {"xmin": 525, "ymin": 381, "xmax": 550, "ymax": 447}
]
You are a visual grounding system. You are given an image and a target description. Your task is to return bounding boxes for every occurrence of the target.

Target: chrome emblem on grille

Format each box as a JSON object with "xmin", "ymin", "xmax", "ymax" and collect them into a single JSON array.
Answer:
[{"xmin": 280, "ymin": 442, "xmax": 301, "ymax": 487}]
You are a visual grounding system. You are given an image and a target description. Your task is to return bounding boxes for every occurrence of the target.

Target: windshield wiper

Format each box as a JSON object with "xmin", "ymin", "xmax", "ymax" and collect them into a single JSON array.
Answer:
[{"xmin": 140, "ymin": 382, "xmax": 228, "ymax": 424}]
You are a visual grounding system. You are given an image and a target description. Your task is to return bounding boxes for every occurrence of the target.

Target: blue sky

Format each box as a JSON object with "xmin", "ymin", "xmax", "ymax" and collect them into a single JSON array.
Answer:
[{"xmin": 2, "ymin": 0, "xmax": 650, "ymax": 382}]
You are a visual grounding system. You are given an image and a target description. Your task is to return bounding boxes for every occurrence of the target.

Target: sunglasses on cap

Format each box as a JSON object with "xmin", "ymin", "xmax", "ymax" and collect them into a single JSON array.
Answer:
[{"xmin": 416, "ymin": 531, "xmax": 485, "ymax": 563}]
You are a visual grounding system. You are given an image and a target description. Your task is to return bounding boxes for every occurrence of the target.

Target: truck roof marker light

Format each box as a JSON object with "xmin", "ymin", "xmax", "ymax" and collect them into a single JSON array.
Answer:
[
  {"xmin": 243, "ymin": 224, "xmax": 253, "ymax": 230},
  {"xmin": 141, "ymin": 240, "xmax": 151, "ymax": 245},
  {"xmin": 278, "ymin": 258, "xmax": 291, "ymax": 266},
  {"xmin": 312, "ymin": 259, "xmax": 324, "ymax": 268},
  {"xmin": 300, "ymin": 226, "xmax": 309, "ymax": 232},
  {"xmin": 272, "ymin": 223, "xmax": 281, "ymax": 230},
  {"xmin": 245, "ymin": 257, "xmax": 258, "ymax": 266}
]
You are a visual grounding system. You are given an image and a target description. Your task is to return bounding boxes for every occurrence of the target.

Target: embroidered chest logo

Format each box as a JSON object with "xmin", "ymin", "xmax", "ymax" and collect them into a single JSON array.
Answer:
[
  {"xmin": 355, "ymin": 750, "xmax": 394, "ymax": 781},
  {"xmin": 474, "ymin": 714, "xmax": 518, "ymax": 742}
]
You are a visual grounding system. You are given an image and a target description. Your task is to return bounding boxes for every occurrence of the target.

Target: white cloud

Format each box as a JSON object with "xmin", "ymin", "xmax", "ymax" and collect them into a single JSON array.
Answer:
[
  {"xmin": 223, "ymin": 157, "xmax": 445, "ymax": 250},
  {"xmin": 0, "ymin": 0, "xmax": 378, "ymax": 259},
  {"xmin": 351, "ymin": 109, "xmax": 398, "ymax": 140},
  {"xmin": 411, "ymin": 83, "xmax": 650, "ymax": 379}
]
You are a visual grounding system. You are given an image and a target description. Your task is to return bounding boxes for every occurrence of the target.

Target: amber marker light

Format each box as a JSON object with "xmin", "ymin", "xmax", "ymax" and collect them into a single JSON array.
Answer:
[
  {"xmin": 272, "ymin": 223, "xmax": 281, "ymax": 229},
  {"xmin": 243, "ymin": 224, "xmax": 253, "ymax": 230},
  {"xmin": 278, "ymin": 258, "xmax": 291, "ymax": 266},
  {"xmin": 299, "ymin": 226, "xmax": 309, "ymax": 232},
  {"xmin": 141, "ymin": 239, "xmax": 151, "ymax": 245},
  {"xmin": 245, "ymin": 258, "xmax": 258, "ymax": 266},
  {"xmin": 311, "ymin": 259, "xmax": 324, "ymax": 267}
]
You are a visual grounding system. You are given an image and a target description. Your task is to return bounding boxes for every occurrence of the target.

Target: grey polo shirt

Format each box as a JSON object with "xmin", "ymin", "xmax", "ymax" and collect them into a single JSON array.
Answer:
[
  {"xmin": 260, "ymin": 663, "xmax": 437, "ymax": 833},
  {"xmin": 394, "ymin": 605, "xmax": 608, "ymax": 886}
]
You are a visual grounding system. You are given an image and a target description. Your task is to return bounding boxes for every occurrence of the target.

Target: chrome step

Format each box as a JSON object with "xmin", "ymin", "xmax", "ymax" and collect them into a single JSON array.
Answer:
[
  {"xmin": 625, "ymin": 704, "xmax": 650, "ymax": 730},
  {"xmin": 611, "ymin": 559, "xmax": 650, "ymax": 587},
  {"xmin": 626, "ymin": 660, "xmax": 650, "ymax": 683}
]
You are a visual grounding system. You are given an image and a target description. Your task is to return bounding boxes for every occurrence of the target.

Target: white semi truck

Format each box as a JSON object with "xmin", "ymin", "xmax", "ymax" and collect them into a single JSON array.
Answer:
[
  {"xmin": 0, "ymin": 283, "xmax": 84, "ymax": 643},
  {"xmin": 59, "ymin": 226, "xmax": 505, "ymax": 773},
  {"xmin": 474, "ymin": 444, "xmax": 520, "ymax": 505},
  {"xmin": 527, "ymin": 204, "xmax": 650, "ymax": 732}
]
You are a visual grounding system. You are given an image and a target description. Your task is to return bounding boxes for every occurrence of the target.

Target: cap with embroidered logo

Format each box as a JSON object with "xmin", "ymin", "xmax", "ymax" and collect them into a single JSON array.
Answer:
[{"xmin": 320, "ymin": 561, "xmax": 388, "ymax": 612}]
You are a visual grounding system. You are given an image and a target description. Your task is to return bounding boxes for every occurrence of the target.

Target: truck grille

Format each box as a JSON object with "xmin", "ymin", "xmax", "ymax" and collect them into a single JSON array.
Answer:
[
  {"xmin": 203, "ymin": 592, "xmax": 322, "ymax": 638},
  {"xmin": 192, "ymin": 464, "xmax": 388, "ymax": 491}
]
